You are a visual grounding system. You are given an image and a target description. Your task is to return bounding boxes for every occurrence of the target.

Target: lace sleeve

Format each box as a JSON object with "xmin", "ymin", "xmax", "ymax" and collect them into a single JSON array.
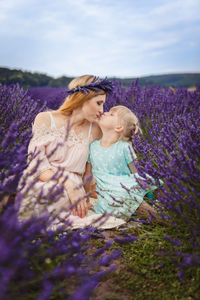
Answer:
[{"xmin": 26, "ymin": 123, "xmax": 55, "ymax": 179}]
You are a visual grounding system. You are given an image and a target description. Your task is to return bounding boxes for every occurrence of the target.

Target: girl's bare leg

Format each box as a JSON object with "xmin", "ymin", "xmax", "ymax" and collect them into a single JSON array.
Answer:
[
  {"xmin": 136, "ymin": 200, "xmax": 157, "ymax": 218},
  {"xmin": 0, "ymin": 194, "xmax": 10, "ymax": 212}
]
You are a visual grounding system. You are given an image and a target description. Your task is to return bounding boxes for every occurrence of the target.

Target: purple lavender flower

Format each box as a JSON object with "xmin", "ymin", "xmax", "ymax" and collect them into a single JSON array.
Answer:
[{"xmin": 1, "ymin": 80, "xmax": 200, "ymax": 295}]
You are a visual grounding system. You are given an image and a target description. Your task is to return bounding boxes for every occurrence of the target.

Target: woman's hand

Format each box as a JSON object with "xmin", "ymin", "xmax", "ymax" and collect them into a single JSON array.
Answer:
[
  {"xmin": 39, "ymin": 173, "xmax": 88, "ymax": 218},
  {"xmin": 64, "ymin": 180, "xmax": 88, "ymax": 218},
  {"xmin": 70, "ymin": 190, "xmax": 88, "ymax": 218}
]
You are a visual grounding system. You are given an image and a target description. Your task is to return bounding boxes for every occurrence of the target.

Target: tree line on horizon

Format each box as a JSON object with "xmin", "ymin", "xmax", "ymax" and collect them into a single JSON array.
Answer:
[{"xmin": 0, "ymin": 67, "xmax": 199, "ymax": 88}]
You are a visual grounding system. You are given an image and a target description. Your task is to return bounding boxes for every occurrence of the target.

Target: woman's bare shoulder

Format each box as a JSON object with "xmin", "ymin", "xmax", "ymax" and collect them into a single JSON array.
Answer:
[
  {"xmin": 91, "ymin": 122, "xmax": 102, "ymax": 141},
  {"xmin": 34, "ymin": 111, "xmax": 51, "ymax": 127}
]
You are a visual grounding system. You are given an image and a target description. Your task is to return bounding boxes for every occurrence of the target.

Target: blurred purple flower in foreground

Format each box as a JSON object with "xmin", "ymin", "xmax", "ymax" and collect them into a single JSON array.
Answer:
[{"xmin": 0, "ymin": 82, "xmax": 200, "ymax": 298}]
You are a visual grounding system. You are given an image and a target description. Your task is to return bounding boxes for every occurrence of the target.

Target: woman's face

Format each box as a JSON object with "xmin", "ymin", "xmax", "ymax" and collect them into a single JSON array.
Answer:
[{"xmin": 82, "ymin": 94, "xmax": 106, "ymax": 122}]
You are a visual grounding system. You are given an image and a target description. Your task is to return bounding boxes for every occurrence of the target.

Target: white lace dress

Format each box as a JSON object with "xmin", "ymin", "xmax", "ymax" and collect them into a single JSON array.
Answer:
[{"xmin": 18, "ymin": 112, "xmax": 125, "ymax": 230}]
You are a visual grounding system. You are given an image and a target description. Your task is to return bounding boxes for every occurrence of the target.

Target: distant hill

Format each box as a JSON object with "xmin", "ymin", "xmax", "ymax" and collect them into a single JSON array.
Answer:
[
  {"xmin": 0, "ymin": 67, "xmax": 199, "ymax": 88},
  {"xmin": 0, "ymin": 67, "xmax": 73, "ymax": 88},
  {"xmin": 121, "ymin": 73, "xmax": 200, "ymax": 88}
]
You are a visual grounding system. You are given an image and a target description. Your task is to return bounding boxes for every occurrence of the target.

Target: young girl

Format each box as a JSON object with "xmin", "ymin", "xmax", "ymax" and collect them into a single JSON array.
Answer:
[{"xmin": 85, "ymin": 105, "xmax": 157, "ymax": 219}]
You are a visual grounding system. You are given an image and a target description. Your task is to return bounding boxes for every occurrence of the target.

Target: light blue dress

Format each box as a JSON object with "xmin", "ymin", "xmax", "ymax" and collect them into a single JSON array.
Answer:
[{"xmin": 88, "ymin": 140, "xmax": 156, "ymax": 219}]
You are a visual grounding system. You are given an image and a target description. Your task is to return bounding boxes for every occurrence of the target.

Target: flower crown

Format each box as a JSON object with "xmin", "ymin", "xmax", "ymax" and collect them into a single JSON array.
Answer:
[{"xmin": 67, "ymin": 77, "xmax": 113, "ymax": 95}]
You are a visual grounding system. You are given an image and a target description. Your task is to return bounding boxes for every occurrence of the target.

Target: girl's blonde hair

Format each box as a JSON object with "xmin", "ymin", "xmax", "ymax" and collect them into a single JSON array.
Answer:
[
  {"xmin": 58, "ymin": 75, "xmax": 105, "ymax": 116},
  {"xmin": 110, "ymin": 105, "xmax": 141, "ymax": 142}
]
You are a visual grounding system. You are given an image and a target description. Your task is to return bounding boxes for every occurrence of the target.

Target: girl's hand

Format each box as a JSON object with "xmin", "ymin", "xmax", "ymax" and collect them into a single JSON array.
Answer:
[{"xmin": 86, "ymin": 198, "xmax": 94, "ymax": 209}]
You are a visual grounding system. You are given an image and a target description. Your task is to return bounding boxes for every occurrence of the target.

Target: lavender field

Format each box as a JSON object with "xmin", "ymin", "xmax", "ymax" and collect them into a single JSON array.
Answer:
[{"xmin": 0, "ymin": 81, "xmax": 200, "ymax": 299}]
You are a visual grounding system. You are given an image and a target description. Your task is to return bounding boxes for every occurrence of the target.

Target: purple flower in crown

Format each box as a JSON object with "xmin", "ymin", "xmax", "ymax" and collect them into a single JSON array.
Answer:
[{"xmin": 67, "ymin": 77, "xmax": 113, "ymax": 95}]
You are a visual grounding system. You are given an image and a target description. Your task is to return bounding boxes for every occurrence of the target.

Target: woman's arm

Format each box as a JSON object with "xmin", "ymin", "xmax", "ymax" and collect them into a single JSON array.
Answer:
[
  {"xmin": 28, "ymin": 112, "xmax": 55, "ymax": 181},
  {"xmin": 38, "ymin": 169, "xmax": 55, "ymax": 181},
  {"xmin": 63, "ymin": 178, "xmax": 88, "ymax": 217},
  {"xmin": 29, "ymin": 112, "xmax": 88, "ymax": 217},
  {"xmin": 39, "ymin": 170, "xmax": 88, "ymax": 218}
]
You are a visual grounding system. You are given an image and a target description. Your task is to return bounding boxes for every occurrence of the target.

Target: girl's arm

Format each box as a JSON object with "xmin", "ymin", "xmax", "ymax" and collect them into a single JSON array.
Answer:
[
  {"xmin": 83, "ymin": 162, "xmax": 97, "ymax": 208},
  {"xmin": 83, "ymin": 162, "xmax": 92, "ymax": 206},
  {"xmin": 124, "ymin": 142, "xmax": 138, "ymax": 174},
  {"xmin": 128, "ymin": 161, "xmax": 138, "ymax": 174},
  {"xmin": 83, "ymin": 162, "xmax": 92, "ymax": 193}
]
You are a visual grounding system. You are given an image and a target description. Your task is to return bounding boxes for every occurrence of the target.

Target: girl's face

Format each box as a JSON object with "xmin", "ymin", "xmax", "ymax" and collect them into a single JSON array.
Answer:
[
  {"xmin": 98, "ymin": 109, "xmax": 119, "ymax": 130},
  {"xmin": 82, "ymin": 94, "xmax": 106, "ymax": 122}
]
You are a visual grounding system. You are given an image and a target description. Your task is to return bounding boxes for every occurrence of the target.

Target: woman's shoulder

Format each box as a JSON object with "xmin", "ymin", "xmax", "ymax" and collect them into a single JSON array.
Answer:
[{"xmin": 34, "ymin": 111, "xmax": 52, "ymax": 127}]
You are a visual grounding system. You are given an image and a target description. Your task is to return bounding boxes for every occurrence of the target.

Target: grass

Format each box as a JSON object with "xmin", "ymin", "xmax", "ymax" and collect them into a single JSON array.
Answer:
[
  {"xmin": 6, "ymin": 212, "xmax": 200, "ymax": 300},
  {"xmin": 90, "ymin": 221, "xmax": 200, "ymax": 300}
]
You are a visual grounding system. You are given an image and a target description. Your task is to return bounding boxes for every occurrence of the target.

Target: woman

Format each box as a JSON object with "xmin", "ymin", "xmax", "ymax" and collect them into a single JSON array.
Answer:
[{"xmin": 18, "ymin": 75, "xmax": 116, "ymax": 225}]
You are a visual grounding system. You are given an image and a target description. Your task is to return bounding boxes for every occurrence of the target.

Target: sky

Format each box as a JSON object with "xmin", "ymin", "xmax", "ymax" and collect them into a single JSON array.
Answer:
[{"xmin": 0, "ymin": 0, "xmax": 200, "ymax": 78}]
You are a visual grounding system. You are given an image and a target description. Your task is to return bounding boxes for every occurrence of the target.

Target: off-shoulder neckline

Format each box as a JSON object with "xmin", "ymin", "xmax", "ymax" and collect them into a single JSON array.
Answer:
[{"xmin": 33, "ymin": 123, "xmax": 93, "ymax": 141}]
